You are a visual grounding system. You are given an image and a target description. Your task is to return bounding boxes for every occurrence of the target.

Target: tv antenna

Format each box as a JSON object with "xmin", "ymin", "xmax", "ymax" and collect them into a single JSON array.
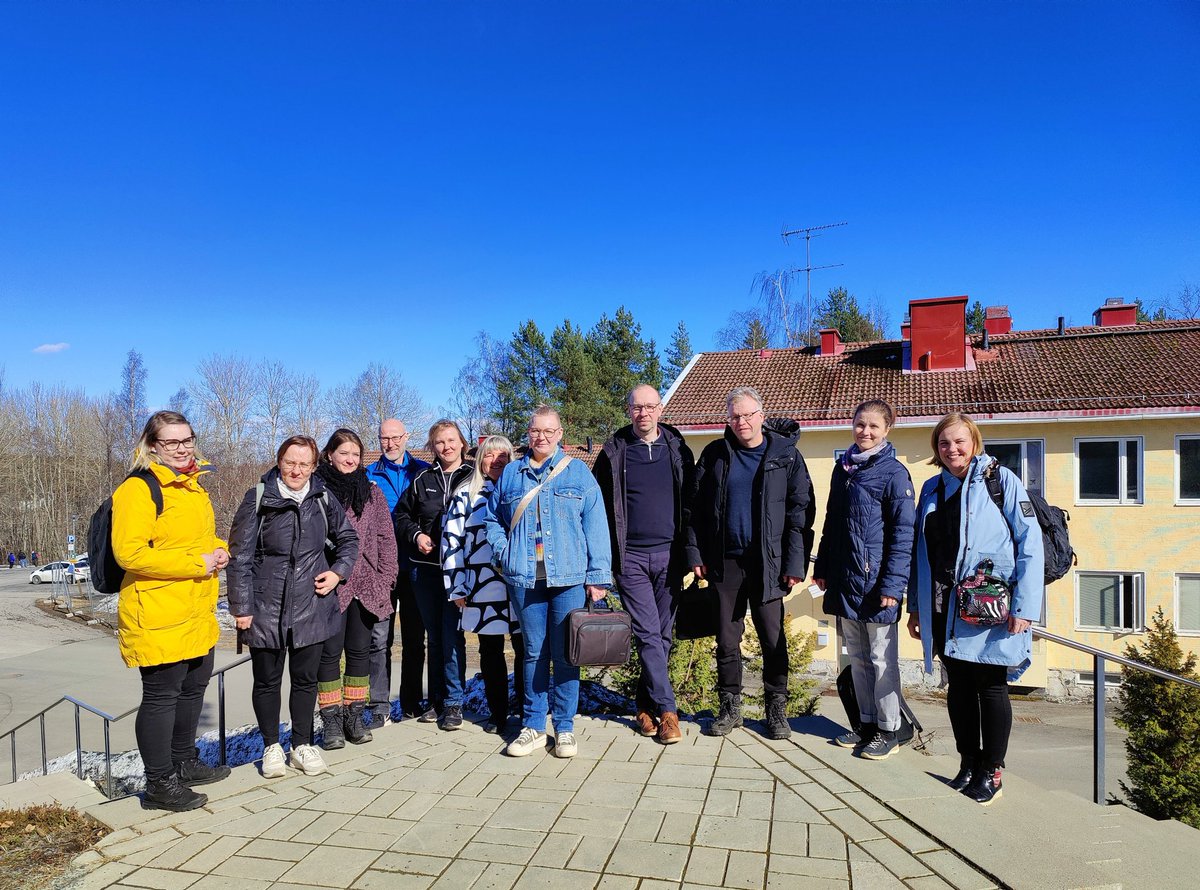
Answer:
[{"xmin": 781, "ymin": 221, "xmax": 848, "ymax": 316}]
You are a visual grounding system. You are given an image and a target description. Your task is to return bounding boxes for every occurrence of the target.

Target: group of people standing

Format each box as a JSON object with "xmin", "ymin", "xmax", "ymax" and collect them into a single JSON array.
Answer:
[
  {"xmin": 108, "ymin": 382, "xmax": 1043, "ymax": 814},
  {"xmin": 6, "ymin": 550, "xmax": 35, "ymax": 568}
]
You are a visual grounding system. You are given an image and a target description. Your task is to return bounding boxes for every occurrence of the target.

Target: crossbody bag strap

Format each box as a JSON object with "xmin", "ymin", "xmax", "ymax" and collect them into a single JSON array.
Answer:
[{"xmin": 510, "ymin": 456, "xmax": 574, "ymax": 529}]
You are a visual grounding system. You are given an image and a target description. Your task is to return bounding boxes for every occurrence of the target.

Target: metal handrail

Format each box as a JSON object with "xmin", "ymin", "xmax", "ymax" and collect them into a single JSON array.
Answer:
[
  {"xmin": 1032, "ymin": 627, "xmax": 1200, "ymax": 805},
  {"xmin": 1, "ymin": 653, "xmax": 251, "ymax": 798}
]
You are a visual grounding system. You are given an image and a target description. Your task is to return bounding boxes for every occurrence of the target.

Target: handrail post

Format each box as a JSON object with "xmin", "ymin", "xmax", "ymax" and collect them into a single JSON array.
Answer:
[
  {"xmin": 218, "ymin": 670, "xmax": 227, "ymax": 767},
  {"xmin": 10, "ymin": 730, "xmax": 15, "ymax": 783},
  {"xmin": 75, "ymin": 704, "xmax": 83, "ymax": 781},
  {"xmin": 103, "ymin": 719, "xmax": 113, "ymax": 799},
  {"xmin": 39, "ymin": 713, "xmax": 47, "ymax": 776},
  {"xmin": 1094, "ymin": 652, "xmax": 1106, "ymax": 805}
]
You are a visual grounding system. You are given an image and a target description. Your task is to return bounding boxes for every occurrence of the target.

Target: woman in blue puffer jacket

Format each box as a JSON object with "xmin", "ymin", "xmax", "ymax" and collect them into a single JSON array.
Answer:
[
  {"xmin": 908, "ymin": 413, "xmax": 1044, "ymax": 806},
  {"xmin": 815, "ymin": 400, "xmax": 915, "ymax": 762}
]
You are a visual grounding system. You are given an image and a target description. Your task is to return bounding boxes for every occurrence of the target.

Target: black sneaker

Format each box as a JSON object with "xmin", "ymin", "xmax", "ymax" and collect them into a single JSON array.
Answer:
[
  {"xmin": 143, "ymin": 776, "xmax": 207, "ymax": 812},
  {"xmin": 964, "ymin": 766, "xmax": 1003, "ymax": 805},
  {"xmin": 417, "ymin": 706, "xmax": 439, "ymax": 724},
  {"xmin": 835, "ymin": 722, "xmax": 876, "ymax": 750},
  {"xmin": 764, "ymin": 696, "xmax": 792, "ymax": 741},
  {"xmin": 439, "ymin": 705, "xmax": 464, "ymax": 731},
  {"xmin": 859, "ymin": 729, "xmax": 899, "ymax": 761},
  {"xmin": 175, "ymin": 756, "xmax": 231, "ymax": 788}
]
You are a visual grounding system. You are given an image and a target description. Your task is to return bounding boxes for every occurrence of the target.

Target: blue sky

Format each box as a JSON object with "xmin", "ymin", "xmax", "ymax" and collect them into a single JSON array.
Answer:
[{"xmin": 2, "ymin": 1, "xmax": 1197, "ymax": 413}]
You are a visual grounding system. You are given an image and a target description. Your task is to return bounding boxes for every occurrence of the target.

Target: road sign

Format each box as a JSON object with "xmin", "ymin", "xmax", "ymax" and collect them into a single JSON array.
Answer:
[{"xmin": 67, "ymin": 535, "xmax": 75, "ymax": 544}]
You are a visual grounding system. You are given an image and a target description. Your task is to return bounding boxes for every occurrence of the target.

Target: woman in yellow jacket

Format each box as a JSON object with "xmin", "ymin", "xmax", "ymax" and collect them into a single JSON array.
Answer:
[{"xmin": 113, "ymin": 410, "xmax": 231, "ymax": 812}]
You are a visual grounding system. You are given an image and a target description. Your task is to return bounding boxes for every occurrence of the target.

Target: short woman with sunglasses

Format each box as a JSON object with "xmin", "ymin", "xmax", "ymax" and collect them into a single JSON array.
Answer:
[
  {"xmin": 227, "ymin": 436, "xmax": 359, "ymax": 779},
  {"xmin": 113, "ymin": 411, "xmax": 230, "ymax": 812}
]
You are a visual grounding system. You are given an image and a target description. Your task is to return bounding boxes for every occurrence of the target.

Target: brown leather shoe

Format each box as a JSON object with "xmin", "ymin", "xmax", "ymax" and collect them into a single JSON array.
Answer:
[
  {"xmin": 658, "ymin": 711, "xmax": 682, "ymax": 745},
  {"xmin": 635, "ymin": 710, "xmax": 658, "ymax": 737}
]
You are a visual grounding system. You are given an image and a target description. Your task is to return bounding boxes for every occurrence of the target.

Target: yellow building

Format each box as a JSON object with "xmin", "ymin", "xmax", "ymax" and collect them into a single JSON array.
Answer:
[{"xmin": 662, "ymin": 295, "xmax": 1200, "ymax": 694}]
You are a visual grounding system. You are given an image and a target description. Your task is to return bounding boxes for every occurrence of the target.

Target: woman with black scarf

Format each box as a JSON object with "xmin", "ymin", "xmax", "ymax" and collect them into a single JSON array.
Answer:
[{"xmin": 315, "ymin": 429, "xmax": 399, "ymax": 748}]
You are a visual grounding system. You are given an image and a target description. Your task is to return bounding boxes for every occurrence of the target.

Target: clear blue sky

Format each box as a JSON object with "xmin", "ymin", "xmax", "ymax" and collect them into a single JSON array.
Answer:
[{"xmin": 2, "ymin": 1, "xmax": 1197, "ymax": 413}]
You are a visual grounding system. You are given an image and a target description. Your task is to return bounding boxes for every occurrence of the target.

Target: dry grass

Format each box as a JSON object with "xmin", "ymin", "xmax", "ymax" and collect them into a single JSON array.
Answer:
[{"xmin": 0, "ymin": 804, "xmax": 109, "ymax": 890}]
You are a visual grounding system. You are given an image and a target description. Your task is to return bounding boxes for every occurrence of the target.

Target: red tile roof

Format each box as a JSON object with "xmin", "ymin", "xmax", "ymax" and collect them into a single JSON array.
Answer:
[{"xmin": 663, "ymin": 320, "xmax": 1200, "ymax": 427}]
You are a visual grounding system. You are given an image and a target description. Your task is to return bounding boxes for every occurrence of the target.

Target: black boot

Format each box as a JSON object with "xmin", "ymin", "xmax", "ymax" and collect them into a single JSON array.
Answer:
[
  {"xmin": 764, "ymin": 694, "xmax": 792, "ymax": 740},
  {"xmin": 964, "ymin": 764, "xmax": 1003, "ymax": 805},
  {"xmin": 175, "ymin": 749, "xmax": 230, "ymax": 787},
  {"xmin": 708, "ymin": 692, "xmax": 743, "ymax": 737},
  {"xmin": 142, "ymin": 775, "xmax": 207, "ymax": 812},
  {"xmin": 345, "ymin": 701, "xmax": 373, "ymax": 745},
  {"xmin": 320, "ymin": 706, "xmax": 345, "ymax": 750},
  {"xmin": 949, "ymin": 755, "xmax": 978, "ymax": 792}
]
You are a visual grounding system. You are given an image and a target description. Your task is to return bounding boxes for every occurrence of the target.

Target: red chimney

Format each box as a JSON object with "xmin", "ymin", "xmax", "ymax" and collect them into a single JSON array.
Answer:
[
  {"xmin": 908, "ymin": 295, "xmax": 969, "ymax": 371},
  {"xmin": 983, "ymin": 305, "xmax": 1012, "ymax": 336},
  {"xmin": 819, "ymin": 328, "xmax": 845, "ymax": 356},
  {"xmin": 1093, "ymin": 298, "xmax": 1137, "ymax": 327},
  {"xmin": 900, "ymin": 318, "xmax": 911, "ymax": 341}
]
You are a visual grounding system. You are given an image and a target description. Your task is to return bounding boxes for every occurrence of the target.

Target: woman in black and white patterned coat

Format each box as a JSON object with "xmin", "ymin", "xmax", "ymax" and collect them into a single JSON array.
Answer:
[{"xmin": 442, "ymin": 435, "xmax": 525, "ymax": 733}]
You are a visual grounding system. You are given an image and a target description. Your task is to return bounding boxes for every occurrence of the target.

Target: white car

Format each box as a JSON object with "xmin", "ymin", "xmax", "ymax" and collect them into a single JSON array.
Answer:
[{"xmin": 29, "ymin": 558, "xmax": 89, "ymax": 584}]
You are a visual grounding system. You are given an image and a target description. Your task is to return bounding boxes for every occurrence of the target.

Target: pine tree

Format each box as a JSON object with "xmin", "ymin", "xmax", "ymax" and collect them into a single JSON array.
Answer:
[
  {"xmin": 814, "ymin": 287, "xmax": 885, "ymax": 342},
  {"xmin": 664, "ymin": 320, "xmax": 694, "ymax": 386},
  {"xmin": 548, "ymin": 320, "xmax": 606, "ymax": 443},
  {"xmin": 1116, "ymin": 607, "xmax": 1200, "ymax": 827},
  {"xmin": 742, "ymin": 319, "xmax": 769, "ymax": 349},
  {"xmin": 586, "ymin": 307, "xmax": 662, "ymax": 438},
  {"xmin": 494, "ymin": 320, "xmax": 551, "ymax": 441},
  {"xmin": 965, "ymin": 300, "xmax": 987, "ymax": 335}
]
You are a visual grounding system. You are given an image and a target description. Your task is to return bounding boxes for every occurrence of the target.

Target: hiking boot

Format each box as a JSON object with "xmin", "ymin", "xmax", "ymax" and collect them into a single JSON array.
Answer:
[
  {"xmin": 288, "ymin": 744, "xmax": 328, "ymax": 776},
  {"xmin": 764, "ymin": 694, "xmax": 792, "ymax": 740},
  {"xmin": 635, "ymin": 710, "xmax": 658, "ymax": 737},
  {"xmin": 345, "ymin": 702, "xmax": 373, "ymax": 744},
  {"xmin": 835, "ymin": 722, "xmax": 876, "ymax": 750},
  {"xmin": 553, "ymin": 731, "xmax": 577, "ymax": 758},
  {"xmin": 949, "ymin": 757, "xmax": 978, "ymax": 792},
  {"xmin": 439, "ymin": 705, "xmax": 464, "ymax": 731},
  {"xmin": 506, "ymin": 726, "xmax": 547, "ymax": 757},
  {"xmin": 320, "ymin": 706, "xmax": 345, "ymax": 750},
  {"xmin": 417, "ymin": 706, "xmax": 439, "ymax": 724},
  {"xmin": 964, "ymin": 766, "xmax": 1003, "ymax": 805},
  {"xmin": 261, "ymin": 742, "xmax": 287, "ymax": 779},
  {"xmin": 708, "ymin": 692, "xmax": 743, "ymax": 737},
  {"xmin": 859, "ymin": 729, "xmax": 899, "ymax": 760},
  {"xmin": 143, "ymin": 775, "xmax": 207, "ymax": 811},
  {"xmin": 175, "ymin": 752, "xmax": 230, "ymax": 788},
  {"xmin": 658, "ymin": 711, "xmax": 682, "ymax": 745}
]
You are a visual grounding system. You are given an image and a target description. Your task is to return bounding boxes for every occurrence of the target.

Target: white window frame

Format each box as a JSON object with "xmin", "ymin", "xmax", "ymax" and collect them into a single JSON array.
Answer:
[
  {"xmin": 1075, "ymin": 570, "xmax": 1144, "ymax": 633},
  {"xmin": 986, "ymin": 438, "xmax": 1045, "ymax": 496},
  {"xmin": 1175, "ymin": 435, "xmax": 1200, "ymax": 505},
  {"xmin": 1074, "ymin": 436, "xmax": 1143, "ymax": 505},
  {"xmin": 1176, "ymin": 574, "xmax": 1200, "ymax": 637}
]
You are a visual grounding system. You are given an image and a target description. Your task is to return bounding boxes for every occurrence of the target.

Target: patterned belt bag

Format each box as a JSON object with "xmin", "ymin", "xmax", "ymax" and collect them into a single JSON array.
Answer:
[{"xmin": 956, "ymin": 558, "xmax": 1012, "ymax": 627}]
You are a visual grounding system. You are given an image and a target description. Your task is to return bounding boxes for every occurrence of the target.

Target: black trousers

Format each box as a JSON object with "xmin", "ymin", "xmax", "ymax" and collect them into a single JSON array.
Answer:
[
  {"xmin": 136, "ymin": 648, "xmax": 215, "ymax": 782},
  {"xmin": 319, "ymin": 598, "xmax": 376, "ymax": 683},
  {"xmin": 383, "ymin": 569, "xmax": 426, "ymax": 715},
  {"xmin": 478, "ymin": 632, "xmax": 526, "ymax": 722},
  {"xmin": 251, "ymin": 636, "xmax": 323, "ymax": 748},
  {"xmin": 711, "ymin": 554, "xmax": 789, "ymax": 697},
  {"xmin": 933, "ymin": 609, "xmax": 1013, "ymax": 767}
]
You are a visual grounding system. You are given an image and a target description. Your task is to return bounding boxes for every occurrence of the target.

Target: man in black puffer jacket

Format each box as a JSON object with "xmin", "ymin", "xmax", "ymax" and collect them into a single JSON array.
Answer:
[{"xmin": 687, "ymin": 386, "xmax": 815, "ymax": 740}]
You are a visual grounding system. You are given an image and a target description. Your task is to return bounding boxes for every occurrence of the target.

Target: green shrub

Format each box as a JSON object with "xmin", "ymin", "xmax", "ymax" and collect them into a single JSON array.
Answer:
[{"xmin": 1115, "ymin": 607, "xmax": 1200, "ymax": 828}]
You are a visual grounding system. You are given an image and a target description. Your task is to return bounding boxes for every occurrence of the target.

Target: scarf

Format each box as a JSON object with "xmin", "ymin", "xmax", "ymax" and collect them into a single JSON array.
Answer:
[
  {"xmin": 316, "ymin": 462, "xmax": 372, "ymax": 518},
  {"xmin": 841, "ymin": 440, "xmax": 888, "ymax": 476},
  {"xmin": 277, "ymin": 477, "xmax": 310, "ymax": 504}
]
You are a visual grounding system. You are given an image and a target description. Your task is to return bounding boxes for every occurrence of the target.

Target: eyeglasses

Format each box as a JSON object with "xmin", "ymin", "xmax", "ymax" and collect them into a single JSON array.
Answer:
[
  {"xmin": 728, "ymin": 410, "xmax": 762, "ymax": 424},
  {"xmin": 280, "ymin": 460, "xmax": 315, "ymax": 471},
  {"xmin": 630, "ymin": 403, "xmax": 662, "ymax": 414},
  {"xmin": 379, "ymin": 435, "xmax": 408, "ymax": 443},
  {"xmin": 156, "ymin": 436, "xmax": 196, "ymax": 451},
  {"xmin": 528, "ymin": 428, "xmax": 561, "ymax": 440}
]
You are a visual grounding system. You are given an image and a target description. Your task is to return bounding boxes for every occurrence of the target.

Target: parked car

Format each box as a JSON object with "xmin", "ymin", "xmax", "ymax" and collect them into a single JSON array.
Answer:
[{"xmin": 29, "ymin": 557, "xmax": 89, "ymax": 584}]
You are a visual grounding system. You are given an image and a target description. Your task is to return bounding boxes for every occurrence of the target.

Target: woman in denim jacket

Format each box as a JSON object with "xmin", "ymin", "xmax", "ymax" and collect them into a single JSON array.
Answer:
[
  {"xmin": 908, "ymin": 413, "xmax": 1044, "ymax": 805},
  {"xmin": 484, "ymin": 405, "xmax": 612, "ymax": 759}
]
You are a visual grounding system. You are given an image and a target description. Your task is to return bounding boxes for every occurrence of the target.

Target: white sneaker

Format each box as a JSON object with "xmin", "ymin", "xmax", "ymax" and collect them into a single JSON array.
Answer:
[
  {"xmin": 261, "ymin": 743, "xmax": 287, "ymax": 779},
  {"xmin": 553, "ymin": 731, "xmax": 577, "ymax": 758},
  {"xmin": 505, "ymin": 726, "xmax": 546, "ymax": 757},
  {"xmin": 288, "ymin": 743, "xmax": 328, "ymax": 776}
]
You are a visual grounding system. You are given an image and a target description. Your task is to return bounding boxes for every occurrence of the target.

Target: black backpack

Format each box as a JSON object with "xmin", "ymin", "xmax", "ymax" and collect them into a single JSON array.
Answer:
[
  {"xmin": 983, "ymin": 460, "xmax": 1077, "ymax": 584},
  {"xmin": 87, "ymin": 470, "xmax": 164, "ymax": 594}
]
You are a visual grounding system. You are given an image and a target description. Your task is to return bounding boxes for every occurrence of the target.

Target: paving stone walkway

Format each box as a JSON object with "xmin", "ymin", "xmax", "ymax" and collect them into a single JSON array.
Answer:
[{"xmin": 60, "ymin": 715, "xmax": 997, "ymax": 890}]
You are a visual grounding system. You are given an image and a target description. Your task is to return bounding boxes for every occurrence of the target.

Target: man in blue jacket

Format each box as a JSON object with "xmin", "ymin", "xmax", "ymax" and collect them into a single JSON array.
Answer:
[{"xmin": 365, "ymin": 418, "xmax": 430, "ymax": 721}]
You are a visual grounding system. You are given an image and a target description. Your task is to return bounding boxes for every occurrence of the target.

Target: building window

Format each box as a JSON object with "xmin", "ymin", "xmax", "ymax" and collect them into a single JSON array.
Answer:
[
  {"xmin": 1177, "ymin": 436, "xmax": 1200, "ymax": 504},
  {"xmin": 1076, "ymin": 437, "xmax": 1142, "ymax": 504},
  {"xmin": 988, "ymin": 439, "xmax": 1044, "ymax": 497},
  {"xmin": 1077, "ymin": 572, "xmax": 1143, "ymax": 632},
  {"xmin": 1177, "ymin": 575, "xmax": 1200, "ymax": 635}
]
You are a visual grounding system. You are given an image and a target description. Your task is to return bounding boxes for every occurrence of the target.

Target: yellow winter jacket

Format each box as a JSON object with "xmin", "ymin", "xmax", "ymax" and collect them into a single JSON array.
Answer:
[{"xmin": 112, "ymin": 461, "xmax": 225, "ymax": 668}]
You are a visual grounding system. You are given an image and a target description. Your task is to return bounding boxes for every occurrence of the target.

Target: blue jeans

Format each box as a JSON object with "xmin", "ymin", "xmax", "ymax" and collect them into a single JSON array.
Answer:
[
  {"xmin": 511, "ymin": 581, "xmax": 584, "ymax": 733},
  {"xmin": 441, "ymin": 599, "xmax": 468, "ymax": 708}
]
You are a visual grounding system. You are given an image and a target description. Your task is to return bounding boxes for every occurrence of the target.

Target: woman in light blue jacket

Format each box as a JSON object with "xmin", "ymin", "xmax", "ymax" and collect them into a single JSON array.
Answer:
[
  {"xmin": 908, "ymin": 413, "xmax": 1044, "ymax": 805},
  {"xmin": 485, "ymin": 406, "xmax": 612, "ymax": 760}
]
